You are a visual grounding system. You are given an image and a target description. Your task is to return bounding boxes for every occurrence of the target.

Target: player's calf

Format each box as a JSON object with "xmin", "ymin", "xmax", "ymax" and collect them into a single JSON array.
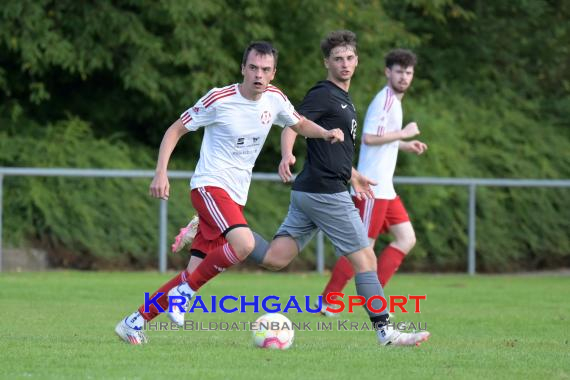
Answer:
[{"xmin": 261, "ymin": 236, "xmax": 299, "ymax": 271}]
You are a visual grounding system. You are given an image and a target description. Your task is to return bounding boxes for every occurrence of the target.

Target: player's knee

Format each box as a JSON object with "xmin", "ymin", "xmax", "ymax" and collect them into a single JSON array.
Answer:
[
  {"xmin": 260, "ymin": 247, "xmax": 291, "ymax": 271},
  {"xmin": 244, "ymin": 239, "xmax": 256, "ymax": 255},
  {"xmin": 231, "ymin": 238, "xmax": 256, "ymax": 259},
  {"xmin": 348, "ymin": 247, "xmax": 376, "ymax": 272},
  {"xmin": 261, "ymin": 254, "xmax": 287, "ymax": 271},
  {"xmin": 363, "ymin": 252, "xmax": 377, "ymax": 271},
  {"xmin": 408, "ymin": 234, "xmax": 417, "ymax": 250},
  {"xmin": 398, "ymin": 234, "xmax": 416, "ymax": 253},
  {"xmin": 262, "ymin": 260, "xmax": 286, "ymax": 271}
]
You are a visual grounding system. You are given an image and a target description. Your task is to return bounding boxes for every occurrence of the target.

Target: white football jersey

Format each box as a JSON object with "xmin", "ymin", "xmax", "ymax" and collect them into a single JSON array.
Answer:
[
  {"xmin": 181, "ymin": 84, "xmax": 301, "ymax": 205},
  {"xmin": 356, "ymin": 86, "xmax": 402, "ymax": 199}
]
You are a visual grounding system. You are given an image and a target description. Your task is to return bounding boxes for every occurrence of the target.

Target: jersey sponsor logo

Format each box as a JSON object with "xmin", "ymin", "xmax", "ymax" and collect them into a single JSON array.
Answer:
[
  {"xmin": 260, "ymin": 110, "xmax": 272, "ymax": 125},
  {"xmin": 237, "ymin": 137, "xmax": 261, "ymax": 146},
  {"xmin": 235, "ymin": 137, "xmax": 262, "ymax": 154},
  {"xmin": 351, "ymin": 119, "xmax": 357, "ymax": 143},
  {"xmin": 233, "ymin": 149, "xmax": 259, "ymax": 156}
]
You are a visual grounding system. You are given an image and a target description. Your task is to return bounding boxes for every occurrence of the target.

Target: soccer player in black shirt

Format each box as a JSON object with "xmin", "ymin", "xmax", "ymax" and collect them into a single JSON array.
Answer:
[
  {"xmin": 263, "ymin": 30, "xmax": 430, "ymax": 346},
  {"xmin": 285, "ymin": 80, "xmax": 357, "ymax": 194}
]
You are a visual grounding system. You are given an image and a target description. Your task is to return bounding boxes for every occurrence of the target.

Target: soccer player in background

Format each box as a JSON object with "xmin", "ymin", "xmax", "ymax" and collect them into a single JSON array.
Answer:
[
  {"xmin": 114, "ymin": 41, "xmax": 344, "ymax": 344},
  {"xmin": 318, "ymin": 49, "xmax": 428, "ymax": 315}
]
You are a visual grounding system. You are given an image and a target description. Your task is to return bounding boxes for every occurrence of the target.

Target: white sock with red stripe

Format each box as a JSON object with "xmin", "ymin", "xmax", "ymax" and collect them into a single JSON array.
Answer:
[{"xmin": 187, "ymin": 243, "xmax": 242, "ymax": 291}]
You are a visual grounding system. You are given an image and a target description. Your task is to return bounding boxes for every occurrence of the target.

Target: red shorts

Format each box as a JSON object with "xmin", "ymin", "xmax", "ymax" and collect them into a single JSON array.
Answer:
[
  {"xmin": 352, "ymin": 196, "xmax": 410, "ymax": 239},
  {"xmin": 190, "ymin": 186, "xmax": 247, "ymax": 255}
]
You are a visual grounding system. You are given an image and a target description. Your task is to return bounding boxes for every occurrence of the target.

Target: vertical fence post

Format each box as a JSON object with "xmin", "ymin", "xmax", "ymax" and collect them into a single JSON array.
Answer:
[
  {"xmin": 468, "ymin": 184, "xmax": 477, "ymax": 275},
  {"xmin": 316, "ymin": 230, "xmax": 324, "ymax": 274},
  {"xmin": 159, "ymin": 199, "xmax": 168, "ymax": 273},
  {"xmin": 0, "ymin": 175, "xmax": 3, "ymax": 272}
]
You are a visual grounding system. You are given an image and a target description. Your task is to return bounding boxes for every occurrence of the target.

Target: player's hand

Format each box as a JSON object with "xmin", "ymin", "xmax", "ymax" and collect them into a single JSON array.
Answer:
[
  {"xmin": 401, "ymin": 122, "xmax": 420, "ymax": 139},
  {"xmin": 351, "ymin": 171, "xmax": 377, "ymax": 200},
  {"xmin": 325, "ymin": 128, "xmax": 344, "ymax": 144},
  {"xmin": 149, "ymin": 171, "xmax": 170, "ymax": 200},
  {"xmin": 408, "ymin": 140, "xmax": 428, "ymax": 155},
  {"xmin": 278, "ymin": 154, "xmax": 296, "ymax": 183}
]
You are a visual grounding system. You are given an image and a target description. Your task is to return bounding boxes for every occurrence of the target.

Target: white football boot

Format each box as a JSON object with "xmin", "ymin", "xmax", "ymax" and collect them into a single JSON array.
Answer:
[
  {"xmin": 115, "ymin": 317, "xmax": 148, "ymax": 345},
  {"xmin": 377, "ymin": 324, "xmax": 430, "ymax": 347}
]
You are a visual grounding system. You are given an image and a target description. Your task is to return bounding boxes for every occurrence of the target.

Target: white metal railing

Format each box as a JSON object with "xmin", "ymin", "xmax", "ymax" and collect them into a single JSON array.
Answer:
[{"xmin": 1, "ymin": 167, "xmax": 569, "ymax": 274}]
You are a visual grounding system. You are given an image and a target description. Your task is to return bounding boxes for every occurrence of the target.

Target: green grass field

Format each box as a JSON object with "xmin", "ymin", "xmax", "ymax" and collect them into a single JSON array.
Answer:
[{"xmin": 1, "ymin": 271, "xmax": 569, "ymax": 379}]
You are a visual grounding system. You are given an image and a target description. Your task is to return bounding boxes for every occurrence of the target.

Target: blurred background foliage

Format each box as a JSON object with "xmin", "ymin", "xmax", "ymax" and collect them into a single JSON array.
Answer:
[{"xmin": 0, "ymin": 0, "xmax": 568, "ymax": 271}]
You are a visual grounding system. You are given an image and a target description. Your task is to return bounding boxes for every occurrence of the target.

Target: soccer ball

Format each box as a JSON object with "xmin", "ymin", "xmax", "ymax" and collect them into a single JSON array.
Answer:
[{"xmin": 252, "ymin": 313, "xmax": 295, "ymax": 350}]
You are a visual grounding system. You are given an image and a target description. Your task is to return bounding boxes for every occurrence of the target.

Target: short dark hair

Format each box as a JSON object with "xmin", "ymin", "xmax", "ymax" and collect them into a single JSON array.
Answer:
[
  {"xmin": 385, "ymin": 49, "xmax": 417, "ymax": 69},
  {"xmin": 320, "ymin": 30, "xmax": 357, "ymax": 58},
  {"xmin": 242, "ymin": 41, "xmax": 278, "ymax": 68}
]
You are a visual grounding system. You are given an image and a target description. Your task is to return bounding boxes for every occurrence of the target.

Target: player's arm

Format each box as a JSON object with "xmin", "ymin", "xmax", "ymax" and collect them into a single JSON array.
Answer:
[
  {"xmin": 362, "ymin": 122, "xmax": 420, "ymax": 146},
  {"xmin": 351, "ymin": 167, "xmax": 377, "ymax": 200},
  {"xmin": 278, "ymin": 119, "xmax": 343, "ymax": 182},
  {"xmin": 289, "ymin": 118, "xmax": 343, "ymax": 142},
  {"xmin": 278, "ymin": 127, "xmax": 298, "ymax": 183},
  {"xmin": 149, "ymin": 119, "xmax": 189, "ymax": 200},
  {"xmin": 399, "ymin": 140, "xmax": 428, "ymax": 155},
  {"xmin": 281, "ymin": 125, "xmax": 298, "ymax": 157}
]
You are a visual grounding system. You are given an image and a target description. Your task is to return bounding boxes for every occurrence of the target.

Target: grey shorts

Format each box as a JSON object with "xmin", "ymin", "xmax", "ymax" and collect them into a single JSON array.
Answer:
[{"xmin": 274, "ymin": 191, "xmax": 369, "ymax": 257}]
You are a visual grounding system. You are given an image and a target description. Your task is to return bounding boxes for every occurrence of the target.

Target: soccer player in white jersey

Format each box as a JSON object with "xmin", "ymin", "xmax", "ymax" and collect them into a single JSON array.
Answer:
[
  {"xmin": 115, "ymin": 41, "xmax": 343, "ymax": 345},
  {"xmin": 319, "ymin": 49, "xmax": 428, "ymax": 307},
  {"xmin": 164, "ymin": 40, "xmax": 431, "ymax": 346}
]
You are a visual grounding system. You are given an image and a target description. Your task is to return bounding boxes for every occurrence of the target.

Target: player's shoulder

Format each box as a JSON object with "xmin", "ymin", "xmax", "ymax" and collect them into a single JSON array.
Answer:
[
  {"xmin": 310, "ymin": 80, "xmax": 334, "ymax": 94},
  {"xmin": 373, "ymin": 86, "xmax": 390, "ymax": 100},
  {"xmin": 263, "ymin": 84, "xmax": 289, "ymax": 102},
  {"xmin": 302, "ymin": 81, "xmax": 333, "ymax": 102},
  {"xmin": 200, "ymin": 84, "xmax": 238, "ymax": 108},
  {"xmin": 370, "ymin": 86, "xmax": 395, "ymax": 111}
]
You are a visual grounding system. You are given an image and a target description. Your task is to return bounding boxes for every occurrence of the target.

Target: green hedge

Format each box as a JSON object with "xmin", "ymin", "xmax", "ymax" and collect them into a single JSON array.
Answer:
[
  {"xmin": 1, "ymin": 117, "xmax": 185, "ymax": 268},
  {"xmin": 393, "ymin": 89, "xmax": 570, "ymax": 272}
]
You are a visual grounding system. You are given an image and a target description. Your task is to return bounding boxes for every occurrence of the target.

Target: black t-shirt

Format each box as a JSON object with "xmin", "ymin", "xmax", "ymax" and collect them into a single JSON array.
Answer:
[{"xmin": 292, "ymin": 80, "xmax": 357, "ymax": 193}]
